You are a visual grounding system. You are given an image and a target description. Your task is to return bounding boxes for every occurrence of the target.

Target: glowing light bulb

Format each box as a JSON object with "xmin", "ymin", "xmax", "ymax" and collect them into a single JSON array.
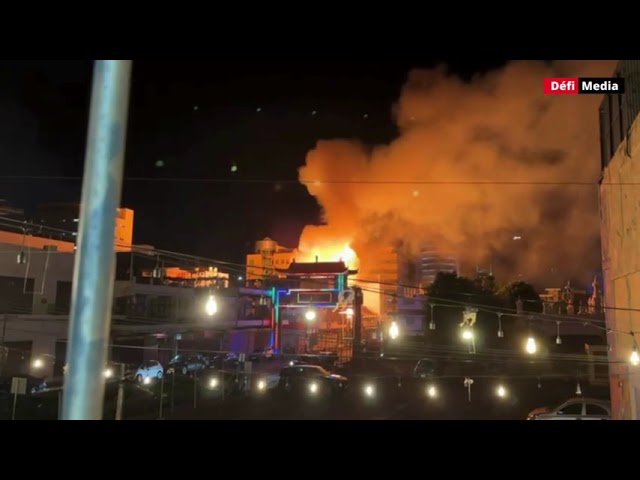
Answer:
[
  {"xmin": 143, "ymin": 377, "xmax": 151, "ymax": 385},
  {"xmin": 104, "ymin": 368, "xmax": 113, "ymax": 378},
  {"xmin": 526, "ymin": 336, "xmax": 537, "ymax": 354},
  {"xmin": 389, "ymin": 321, "xmax": 400, "ymax": 340},
  {"xmin": 427, "ymin": 385, "xmax": 437, "ymax": 398},
  {"xmin": 630, "ymin": 347, "xmax": 640, "ymax": 366},
  {"xmin": 364, "ymin": 384, "xmax": 374, "ymax": 397},
  {"xmin": 305, "ymin": 310, "xmax": 316, "ymax": 321},
  {"xmin": 32, "ymin": 358, "xmax": 43, "ymax": 369},
  {"xmin": 462, "ymin": 329, "xmax": 473, "ymax": 341},
  {"xmin": 496, "ymin": 385, "xmax": 507, "ymax": 398},
  {"xmin": 309, "ymin": 382, "xmax": 318, "ymax": 394},
  {"xmin": 209, "ymin": 378, "xmax": 219, "ymax": 388},
  {"xmin": 345, "ymin": 308, "xmax": 354, "ymax": 316},
  {"xmin": 257, "ymin": 380, "xmax": 266, "ymax": 391},
  {"xmin": 205, "ymin": 295, "xmax": 218, "ymax": 316}
]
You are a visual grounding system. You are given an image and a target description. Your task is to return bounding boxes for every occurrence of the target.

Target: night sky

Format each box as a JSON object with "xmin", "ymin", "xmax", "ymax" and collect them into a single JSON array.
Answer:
[{"xmin": 0, "ymin": 60, "xmax": 508, "ymax": 264}]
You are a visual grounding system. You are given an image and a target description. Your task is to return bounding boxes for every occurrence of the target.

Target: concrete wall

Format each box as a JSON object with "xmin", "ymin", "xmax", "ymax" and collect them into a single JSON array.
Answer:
[
  {"xmin": 600, "ymin": 113, "xmax": 640, "ymax": 419},
  {"xmin": 0, "ymin": 240, "xmax": 75, "ymax": 314},
  {"xmin": 1, "ymin": 317, "xmax": 68, "ymax": 378}
]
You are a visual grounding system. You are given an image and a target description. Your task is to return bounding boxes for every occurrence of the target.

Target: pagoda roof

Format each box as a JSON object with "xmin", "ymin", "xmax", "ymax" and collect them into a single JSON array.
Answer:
[{"xmin": 277, "ymin": 261, "xmax": 357, "ymax": 275}]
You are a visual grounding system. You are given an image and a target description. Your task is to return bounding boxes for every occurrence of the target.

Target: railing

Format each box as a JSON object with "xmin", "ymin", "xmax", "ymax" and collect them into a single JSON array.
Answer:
[{"xmin": 600, "ymin": 60, "xmax": 640, "ymax": 170}]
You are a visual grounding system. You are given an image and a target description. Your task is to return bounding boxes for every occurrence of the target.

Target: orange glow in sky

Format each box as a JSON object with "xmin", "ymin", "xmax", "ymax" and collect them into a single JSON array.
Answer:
[{"xmin": 298, "ymin": 243, "xmax": 359, "ymax": 269}]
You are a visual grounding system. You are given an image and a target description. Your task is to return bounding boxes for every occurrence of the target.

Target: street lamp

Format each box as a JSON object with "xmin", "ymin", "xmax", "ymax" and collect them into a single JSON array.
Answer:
[{"xmin": 205, "ymin": 294, "xmax": 218, "ymax": 317}]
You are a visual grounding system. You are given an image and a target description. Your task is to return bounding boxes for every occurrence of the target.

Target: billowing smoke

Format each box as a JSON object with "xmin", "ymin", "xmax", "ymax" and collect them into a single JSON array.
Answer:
[{"xmin": 297, "ymin": 60, "xmax": 617, "ymax": 286}]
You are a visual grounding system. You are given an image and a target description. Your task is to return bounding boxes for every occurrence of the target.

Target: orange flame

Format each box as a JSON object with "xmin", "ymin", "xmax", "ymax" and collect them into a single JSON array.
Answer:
[{"xmin": 298, "ymin": 242, "xmax": 359, "ymax": 269}]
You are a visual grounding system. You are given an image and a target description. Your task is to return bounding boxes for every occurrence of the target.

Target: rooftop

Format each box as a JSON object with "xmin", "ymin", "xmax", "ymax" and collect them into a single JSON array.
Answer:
[{"xmin": 278, "ymin": 261, "xmax": 357, "ymax": 275}]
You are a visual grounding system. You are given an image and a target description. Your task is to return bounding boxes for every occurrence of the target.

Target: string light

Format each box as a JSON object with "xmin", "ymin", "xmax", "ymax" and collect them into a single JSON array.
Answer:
[
  {"xmin": 205, "ymin": 295, "xmax": 218, "ymax": 316},
  {"xmin": 496, "ymin": 384, "xmax": 507, "ymax": 398},
  {"xmin": 364, "ymin": 384, "xmax": 375, "ymax": 398},
  {"xmin": 427, "ymin": 385, "xmax": 437, "ymax": 398},
  {"xmin": 630, "ymin": 345, "xmax": 640, "ymax": 366},
  {"xmin": 464, "ymin": 377, "xmax": 474, "ymax": 402},
  {"xmin": 525, "ymin": 336, "xmax": 537, "ymax": 355},
  {"xmin": 389, "ymin": 321, "xmax": 400, "ymax": 340},
  {"xmin": 429, "ymin": 303, "xmax": 436, "ymax": 331}
]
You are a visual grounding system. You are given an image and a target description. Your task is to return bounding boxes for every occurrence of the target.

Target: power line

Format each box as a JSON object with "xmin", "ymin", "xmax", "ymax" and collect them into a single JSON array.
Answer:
[{"xmin": 0, "ymin": 174, "xmax": 636, "ymax": 186}]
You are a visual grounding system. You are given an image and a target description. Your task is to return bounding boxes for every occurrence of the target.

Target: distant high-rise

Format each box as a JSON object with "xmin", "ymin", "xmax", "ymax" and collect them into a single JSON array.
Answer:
[
  {"xmin": 32, "ymin": 202, "xmax": 134, "ymax": 249},
  {"xmin": 416, "ymin": 243, "xmax": 458, "ymax": 286}
]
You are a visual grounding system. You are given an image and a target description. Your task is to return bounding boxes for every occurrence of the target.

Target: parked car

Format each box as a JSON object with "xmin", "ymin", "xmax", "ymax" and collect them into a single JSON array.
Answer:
[
  {"xmin": 0, "ymin": 375, "xmax": 48, "ymax": 397},
  {"xmin": 527, "ymin": 397, "xmax": 611, "ymax": 420},
  {"xmin": 278, "ymin": 364, "xmax": 348, "ymax": 395},
  {"xmin": 412, "ymin": 358, "xmax": 439, "ymax": 379},
  {"xmin": 248, "ymin": 347, "xmax": 275, "ymax": 362},
  {"xmin": 168, "ymin": 354, "xmax": 207, "ymax": 375},
  {"xmin": 134, "ymin": 360, "xmax": 164, "ymax": 382}
]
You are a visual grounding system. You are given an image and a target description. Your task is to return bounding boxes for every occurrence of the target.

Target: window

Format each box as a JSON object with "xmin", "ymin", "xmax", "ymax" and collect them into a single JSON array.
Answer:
[
  {"xmin": 585, "ymin": 404, "xmax": 608, "ymax": 416},
  {"xmin": 558, "ymin": 403, "xmax": 583, "ymax": 415}
]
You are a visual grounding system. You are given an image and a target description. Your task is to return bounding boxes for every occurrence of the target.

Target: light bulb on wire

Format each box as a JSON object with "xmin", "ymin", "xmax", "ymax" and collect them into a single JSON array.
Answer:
[
  {"xmin": 429, "ymin": 319, "xmax": 436, "ymax": 331},
  {"xmin": 389, "ymin": 321, "xmax": 400, "ymax": 340},
  {"xmin": 630, "ymin": 345, "xmax": 640, "ymax": 366},
  {"xmin": 427, "ymin": 385, "xmax": 437, "ymax": 398},
  {"xmin": 556, "ymin": 322, "xmax": 562, "ymax": 345},
  {"xmin": 304, "ymin": 309, "xmax": 316, "ymax": 322},
  {"xmin": 496, "ymin": 385, "xmax": 507, "ymax": 398},
  {"xmin": 525, "ymin": 336, "xmax": 537, "ymax": 354},
  {"xmin": 205, "ymin": 295, "xmax": 218, "ymax": 316},
  {"xmin": 462, "ymin": 328, "xmax": 474, "ymax": 341}
]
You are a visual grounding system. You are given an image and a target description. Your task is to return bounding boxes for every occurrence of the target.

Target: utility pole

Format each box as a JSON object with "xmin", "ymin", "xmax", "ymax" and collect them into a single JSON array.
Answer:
[
  {"xmin": 0, "ymin": 314, "xmax": 7, "ymax": 376},
  {"xmin": 62, "ymin": 60, "xmax": 133, "ymax": 420},
  {"xmin": 352, "ymin": 287, "xmax": 363, "ymax": 364},
  {"xmin": 115, "ymin": 363, "xmax": 125, "ymax": 420}
]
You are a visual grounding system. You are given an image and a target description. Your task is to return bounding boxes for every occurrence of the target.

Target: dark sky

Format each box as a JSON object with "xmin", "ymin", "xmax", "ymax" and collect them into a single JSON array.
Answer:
[{"xmin": 0, "ymin": 60, "xmax": 507, "ymax": 264}]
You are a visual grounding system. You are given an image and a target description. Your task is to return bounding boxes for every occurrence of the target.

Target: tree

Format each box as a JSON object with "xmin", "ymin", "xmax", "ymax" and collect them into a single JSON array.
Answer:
[
  {"xmin": 496, "ymin": 281, "xmax": 543, "ymax": 314},
  {"xmin": 424, "ymin": 272, "xmax": 501, "ymax": 345}
]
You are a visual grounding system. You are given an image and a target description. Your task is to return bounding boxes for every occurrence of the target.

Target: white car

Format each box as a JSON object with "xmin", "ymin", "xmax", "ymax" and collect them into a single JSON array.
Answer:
[
  {"xmin": 527, "ymin": 397, "xmax": 611, "ymax": 420},
  {"xmin": 134, "ymin": 360, "xmax": 164, "ymax": 382}
]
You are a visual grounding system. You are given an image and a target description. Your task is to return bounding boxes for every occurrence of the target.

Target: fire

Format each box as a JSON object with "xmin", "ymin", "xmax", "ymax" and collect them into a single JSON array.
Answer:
[{"xmin": 299, "ymin": 243, "xmax": 359, "ymax": 269}]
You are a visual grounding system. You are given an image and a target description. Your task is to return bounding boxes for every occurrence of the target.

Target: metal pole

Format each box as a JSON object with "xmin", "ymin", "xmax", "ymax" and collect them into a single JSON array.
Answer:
[
  {"xmin": 11, "ymin": 390, "xmax": 18, "ymax": 420},
  {"xmin": 158, "ymin": 374, "xmax": 164, "ymax": 420},
  {"xmin": 0, "ymin": 314, "xmax": 7, "ymax": 376},
  {"xmin": 193, "ymin": 370, "xmax": 198, "ymax": 409},
  {"xmin": 62, "ymin": 60, "xmax": 132, "ymax": 420},
  {"xmin": 58, "ymin": 390, "xmax": 63, "ymax": 420},
  {"xmin": 115, "ymin": 363, "xmax": 125, "ymax": 420},
  {"xmin": 170, "ymin": 335, "xmax": 177, "ymax": 414}
]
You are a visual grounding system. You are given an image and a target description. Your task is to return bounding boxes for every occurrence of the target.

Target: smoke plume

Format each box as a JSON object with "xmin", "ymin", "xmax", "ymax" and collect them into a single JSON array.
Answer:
[{"xmin": 297, "ymin": 61, "xmax": 617, "ymax": 286}]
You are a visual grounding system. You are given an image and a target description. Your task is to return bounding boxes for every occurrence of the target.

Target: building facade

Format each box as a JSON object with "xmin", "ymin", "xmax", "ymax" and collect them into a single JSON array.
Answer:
[
  {"xmin": 246, "ymin": 237, "xmax": 297, "ymax": 284},
  {"xmin": 599, "ymin": 60, "xmax": 640, "ymax": 419},
  {"xmin": 417, "ymin": 243, "xmax": 458, "ymax": 287},
  {"xmin": 32, "ymin": 202, "xmax": 134, "ymax": 249}
]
